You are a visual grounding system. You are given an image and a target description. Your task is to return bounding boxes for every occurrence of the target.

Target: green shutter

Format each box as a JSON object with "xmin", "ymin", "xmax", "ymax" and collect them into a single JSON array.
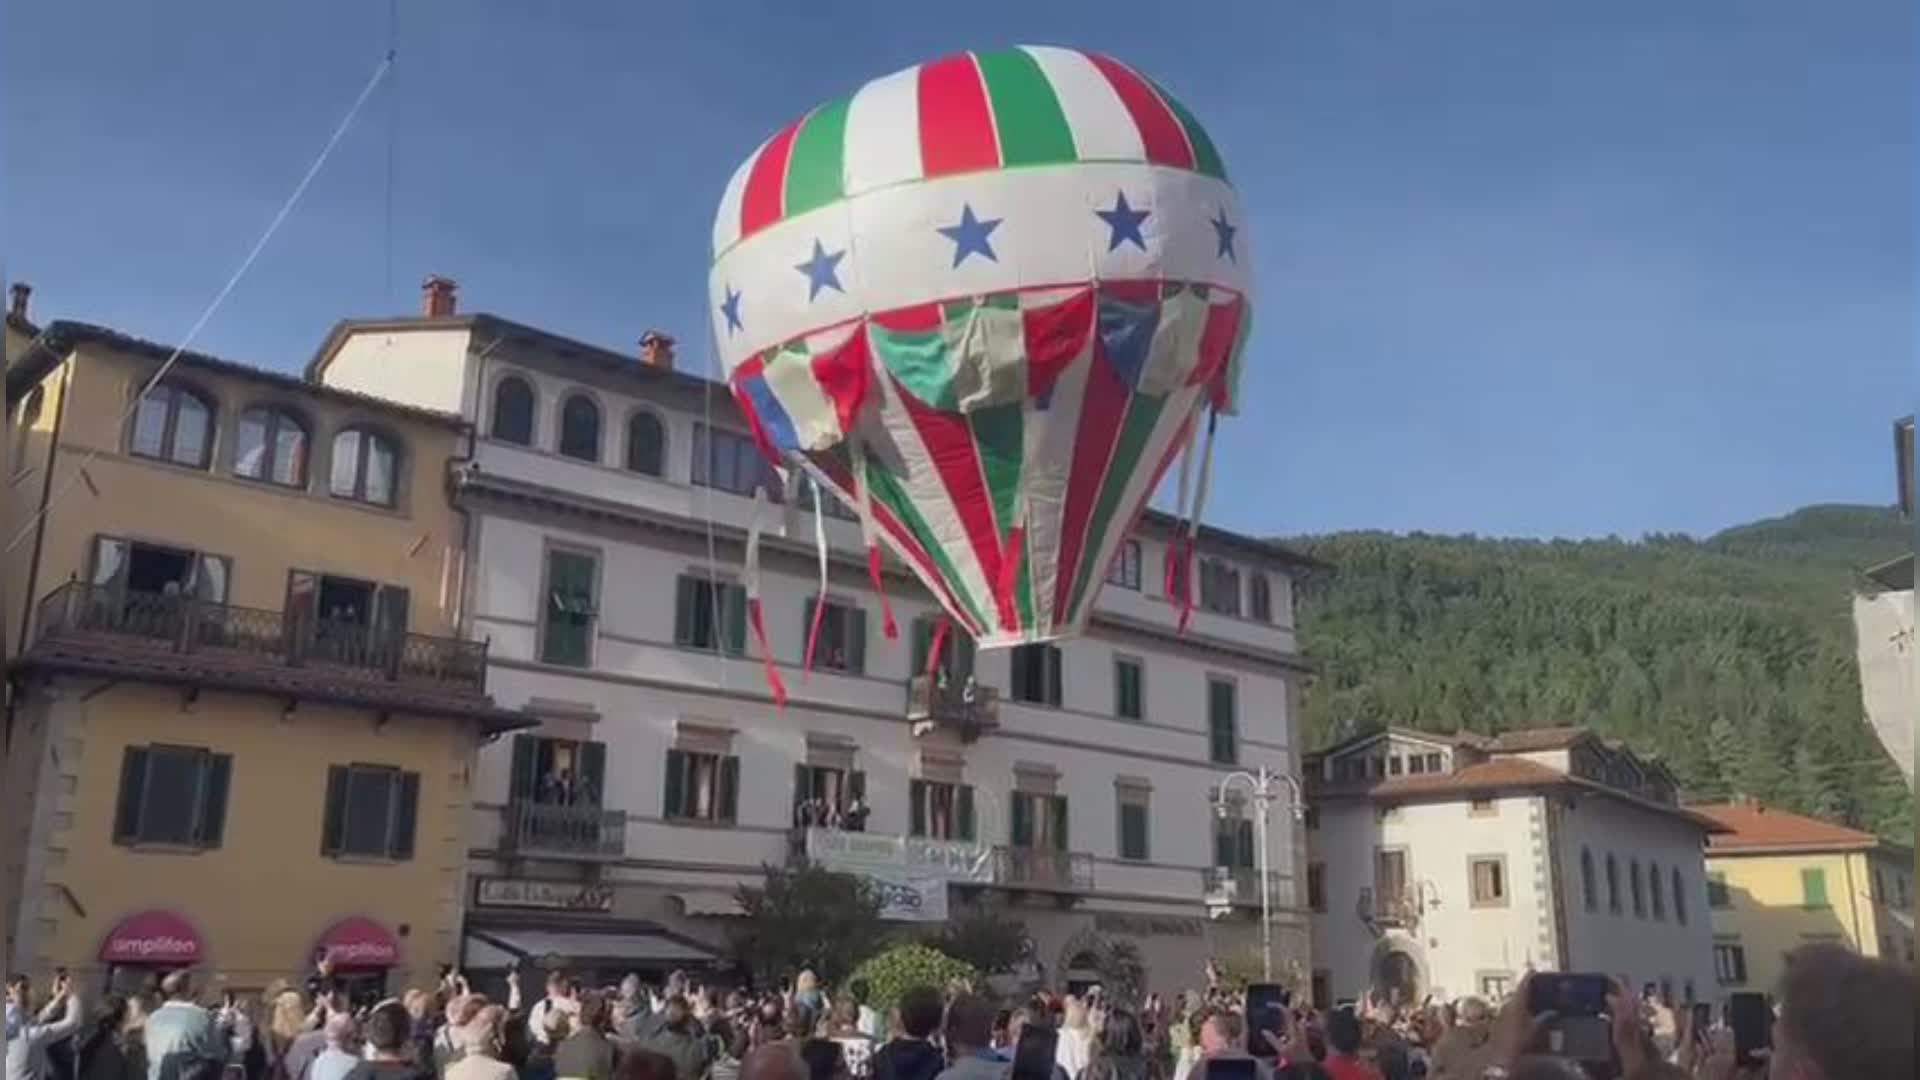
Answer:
[
  {"xmin": 1802, "ymin": 868, "xmax": 1829, "ymax": 908},
  {"xmin": 391, "ymin": 771, "xmax": 420, "ymax": 860},
  {"xmin": 957, "ymin": 785, "xmax": 976, "ymax": 842},
  {"xmin": 849, "ymin": 770, "xmax": 867, "ymax": 803},
  {"xmin": 719, "ymin": 756, "xmax": 740, "ymax": 822},
  {"xmin": 910, "ymin": 780, "xmax": 928, "ymax": 837},
  {"xmin": 910, "ymin": 618, "xmax": 933, "ymax": 676},
  {"xmin": 664, "ymin": 750, "xmax": 687, "ymax": 818},
  {"xmin": 674, "ymin": 576, "xmax": 698, "ymax": 646},
  {"xmin": 795, "ymin": 764, "xmax": 812, "ymax": 809},
  {"xmin": 1236, "ymin": 819, "xmax": 1256, "ymax": 867},
  {"xmin": 847, "ymin": 607, "xmax": 867, "ymax": 675},
  {"xmin": 1011, "ymin": 794, "xmax": 1033, "ymax": 847},
  {"xmin": 1046, "ymin": 646, "xmax": 1063, "ymax": 705},
  {"xmin": 1050, "ymin": 796, "xmax": 1070, "ymax": 852},
  {"xmin": 1214, "ymin": 822, "xmax": 1233, "ymax": 868},
  {"xmin": 114, "ymin": 747, "xmax": 149, "ymax": 843},
  {"xmin": 321, "ymin": 765, "xmax": 348, "ymax": 855},
  {"xmin": 723, "ymin": 583, "xmax": 748, "ymax": 655},
  {"xmin": 510, "ymin": 735, "xmax": 539, "ymax": 802},
  {"xmin": 579, "ymin": 742, "xmax": 607, "ymax": 804},
  {"xmin": 197, "ymin": 752, "xmax": 232, "ymax": 849}
]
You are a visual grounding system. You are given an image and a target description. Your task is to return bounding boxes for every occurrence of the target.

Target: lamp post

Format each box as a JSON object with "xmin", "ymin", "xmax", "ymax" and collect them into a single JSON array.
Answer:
[{"xmin": 1213, "ymin": 767, "xmax": 1307, "ymax": 982}]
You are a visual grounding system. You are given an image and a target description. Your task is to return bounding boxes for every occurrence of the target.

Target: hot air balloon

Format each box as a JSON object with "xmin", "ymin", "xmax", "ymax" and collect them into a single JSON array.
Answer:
[{"xmin": 712, "ymin": 46, "xmax": 1251, "ymax": 674}]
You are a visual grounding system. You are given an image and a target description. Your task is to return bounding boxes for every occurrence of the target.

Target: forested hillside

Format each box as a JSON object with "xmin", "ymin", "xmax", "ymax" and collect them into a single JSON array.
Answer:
[{"xmin": 1291, "ymin": 504, "xmax": 1914, "ymax": 842}]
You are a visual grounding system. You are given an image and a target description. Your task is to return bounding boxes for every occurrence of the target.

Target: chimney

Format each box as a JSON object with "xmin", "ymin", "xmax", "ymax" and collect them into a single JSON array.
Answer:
[
  {"xmin": 639, "ymin": 330, "xmax": 677, "ymax": 371},
  {"xmin": 421, "ymin": 275, "xmax": 458, "ymax": 318},
  {"xmin": 8, "ymin": 282, "xmax": 30, "ymax": 321}
]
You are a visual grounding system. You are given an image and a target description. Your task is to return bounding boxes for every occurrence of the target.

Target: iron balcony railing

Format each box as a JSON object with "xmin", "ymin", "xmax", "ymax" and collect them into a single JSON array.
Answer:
[
  {"xmin": 502, "ymin": 800, "xmax": 628, "ymax": 859},
  {"xmin": 33, "ymin": 581, "xmax": 488, "ymax": 693},
  {"xmin": 1202, "ymin": 866, "xmax": 1287, "ymax": 907},
  {"xmin": 993, "ymin": 845, "xmax": 1095, "ymax": 891},
  {"xmin": 1357, "ymin": 885, "xmax": 1423, "ymax": 930},
  {"xmin": 906, "ymin": 673, "xmax": 1000, "ymax": 740}
]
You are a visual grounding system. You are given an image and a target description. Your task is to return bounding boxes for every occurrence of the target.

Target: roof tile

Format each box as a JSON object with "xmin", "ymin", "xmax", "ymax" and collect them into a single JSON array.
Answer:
[{"xmin": 1692, "ymin": 802, "xmax": 1882, "ymax": 852}]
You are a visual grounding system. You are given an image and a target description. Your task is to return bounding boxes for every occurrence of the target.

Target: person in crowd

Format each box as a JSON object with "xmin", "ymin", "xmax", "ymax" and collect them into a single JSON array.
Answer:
[
  {"xmin": 263, "ymin": 992, "xmax": 308, "ymax": 1080},
  {"xmin": 846, "ymin": 987, "xmax": 880, "ymax": 1047},
  {"xmin": 308, "ymin": 1014, "xmax": 360, "ymax": 1080},
  {"xmin": 1423, "ymin": 997, "xmax": 1489, "ymax": 1080},
  {"xmin": 1001, "ymin": 1006, "xmax": 1068, "ymax": 1080},
  {"xmin": 1637, "ymin": 985, "xmax": 1676, "ymax": 1064},
  {"xmin": 932, "ymin": 995, "xmax": 1004, "ymax": 1080},
  {"xmin": 284, "ymin": 989, "xmax": 347, "ymax": 1080},
  {"xmin": 77, "ymin": 994, "xmax": 134, "ymax": 1080},
  {"xmin": 344, "ymin": 1003, "xmax": 427, "ymax": 1080},
  {"xmin": 144, "ymin": 972, "xmax": 221, "ymax": 1080},
  {"xmin": 1083, "ymin": 1008, "xmax": 1154, "ymax": 1080},
  {"xmin": 740, "ymin": 1044, "xmax": 808, "ymax": 1080},
  {"xmin": 554, "ymin": 993, "xmax": 616, "ymax": 1080},
  {"xmin": 444, "ymin": 1006, "xmax": 513, "ymax": 1080},
  {"xmin": 117, "ymin": 998, "xmax": 151, "ymax": 1080},
  {"xmin": 1750, "ymin": 942, "xmax": 1914, "ymax": 1080},
  {"xmin": 1316, "ymin": 1010, "xmax": 1378, "ymax": 1080},
  {"xmin": 705, "ymin": 1019, "xmax": 746, "ymax": 1080},
  {"xmin": 641, "ymin": 998, "xmax": 710, "ymax": 1080},
  {"xmin": 791, "ymin": 977, "xmax": 823, "ymax": 1021},
  {"xmin": 530, "ymin": 975, "xmax": 580, "ymax": 1049},
  {"xmin": 824, "ymin": 1000, "xmax": 871, "ymax": 1079},
  {"xmin": 1193, "ymin": 1012, "xmax": 1271, "ymax": 1080},
  {"xmin": 8, "ymin": 971, "xmax": 85, "ymax": 1080},
  {"xmin": 612, "ymin": 1049, "xmax": 678, "ymax": 1080},
  {"xmin": 1054, "ymin": 998, "xmax": 1092, "ymax": 1080},
  {"xmin": 797, "ymin": 1039, "xmax": 845, "ymax": 1080},
  {"xmin": 868, "ymin": 988, "xmax": 942, "ymax": 1080}
]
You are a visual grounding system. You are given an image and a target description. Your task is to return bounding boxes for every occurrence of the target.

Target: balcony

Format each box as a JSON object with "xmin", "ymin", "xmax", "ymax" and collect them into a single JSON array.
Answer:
[
  {"xmin": 502, "ymin": 800, "xmax": 628, "ymax": 860},
  {"xmin": 31, "ymin": 582, "xmax": 488, "ymax": 694},
  {"xmin": 1202, "ymin": 866, "xmax": 1287, "ymax": 908},
  {"xmin": 906, "ymin": 674, "xmax": 999, "ymax": 742},
  {"xmin": 1357, "ymin": 886, "xmax": 1424, "ymax": 931},
  {"xmin": 993, "ymin": 846, "xmax": 1095, "ymax": 892}
]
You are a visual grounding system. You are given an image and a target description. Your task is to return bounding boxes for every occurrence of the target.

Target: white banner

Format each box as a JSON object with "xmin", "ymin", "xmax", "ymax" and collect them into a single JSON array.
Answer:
[
  {"xmin": 865, "ymin": 874, "xmax": 951, "ymax": 923},
  {"xmin": 805, "ymin": 829, "xmax": 996, "ymax": 882}
]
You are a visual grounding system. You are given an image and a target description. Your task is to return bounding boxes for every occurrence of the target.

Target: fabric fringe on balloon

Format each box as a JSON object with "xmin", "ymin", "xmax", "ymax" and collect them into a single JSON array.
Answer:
[
  {"xmin": 800, "ymin": 474, "xmax": 831, "ymax": 679},
  {"xmin": 1164, "ymin": 413, "xmax": 1201, "ymax": 622},
  {"xmin": 745, "ymin": 489, "xmax": 787, "ymax": 708},
  {"xmin": 1178, "ymin": 409, "xmax": 1220, "ymax": 634},
  {"xmin": 850, "ymin": 441, "xmax": 898, "ymax": 642}
]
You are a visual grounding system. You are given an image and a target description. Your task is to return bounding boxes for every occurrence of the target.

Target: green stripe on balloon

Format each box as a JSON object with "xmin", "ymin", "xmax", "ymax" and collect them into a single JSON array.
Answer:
[
  {"xmin": 1151, "ymin": 82, "xmax": 1227, "ymax": 181},
  {"xmin": 870, "ymin": 321, "xmax": 956, "ymax": 411},
  {"xmin": 784, "ymin": 98, "xmax": 851, "ymax": 216},
  {"xmin": 1065, "ymin": 390, "xmax": 1168, "ymax": 623},
  {"xmin": 864, "ymin": 449, "xmax": 993, "ymax": 634},
  {"xmin": 975, "ymin": 47, "xmax": 1078, "ymax": 167}
]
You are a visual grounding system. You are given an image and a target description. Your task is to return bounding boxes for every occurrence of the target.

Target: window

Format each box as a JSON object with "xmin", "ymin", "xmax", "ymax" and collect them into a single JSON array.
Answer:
[
  {"xmin": 1425, "ymin": 753, "xmax": 1443, "ymax": 772},
  {"xmin": 1010, "ymin": 792, "xmax": 1068, "ymax": 850},
  {"xmin": 663, "ymin": 750, "xmax": 740, "ymax": 823},
  {"xmin": 321, "ymin": 764, "xmax": 420, "ymax": 860},
  {"xmin": 1873, "ymin": 867, "xmax": 1887, "ymax": 902},
  {"xmin": 1714, "ymin": 943, "xmax": 1747, "ymax": 985},
  {"xmin": 804, "ymin": 597, "xmax": 867, "ymax": 674},
  {"xmin": 1581, "ymin": 847, "xmax": 1597, "ymax": 912},
  {"xmin": 1408, "ymin": 754, "xmax": 1427, "ymax": 775},
  {"xmin": 1479, "ymin": 974, "xmax": 1512, "ymax": 1001},
  {"xmin": 1607, "ymin": 854, "xmax": 1622, "ymax": 914},
  {"xmin": 12, "ymin": 385, "xmax": 43, "ymax": 464},
  {"xmin": 540, "ymin": 548, "xmax": 599, "ymax": 667},
  {"xmin": 1470, "ymin": 856, "xmax": 1508, "ymax": 907},
  {"xmin": 491, "ymin": 376, "xmax": 535, "ymax": 445},
  {"xmin": 910, "ymin": 780, "xmax": 976, "ymax": 841},
  {"xmin": 285, "ymin": 570, "xmax": 410, "ymax": 665},
  {"xmin": 910, "ymin": 616, "xmax": 976, "ymax": 681},
  {"xmin": 1674, "ymin": 866, "xmax": 1688, "ymax": 925},
  {"xmin": 1650, "ymin": 860, "xmax": 1666, "ymax": 920},
  {"xmin": 794, "ymin": 764, "xmax": 865, "ymax": 818},
  {"xmin": 692, "ymin": 422, "xmax": 779, "ymax": 498},
  {"xmin": 1106, "ymin": 540, "xmax": 1142, "ymax": 590},
  {"xmin": 1469, "ymin": 798, "xmax": 1497, "ymax": 816},
  {"xmin": 113, "ymin": 745, "xmax": 230, "ymax": 848},
  {"xmin": 232, "ymin": 406, "xmax": 308, "ymax": 487},
  {"xmin": 674, "ymin": 575, "xmax": 748, "ymax": 655},
  {"xmin": 558, "ymin": 393, "xmax": 602, "ymax": 462},
  {"xmin": 798, "ymin": 479, "xmax": 857, "ymax": 521},
  {"xmin": 1009, "ymin": 644, "xmax": 1063, "ymax": 706},
  {"xmin": 1707, "ymin": 872, "xmax": 1731, "ymax": 908},
  {"xmin": 130, "ymin": 381, "xmax": 214, "ymax": 468},
  {"xmin": 508, "ymin": 734, "xmax": 608, "ymax": 806},
  {"xmin": 1113, "ymin": 657, "xmax": 1144, "ymax": 720},
  {"xmin": 1307, "ymin": 863, "xmax": 1326, "ymax": 912},
  {"xmin": 1215, "ymin": 811, "xmax": 1256, "ymax": 869},
  {"xmin": 625, "ymin": 409, "xmax": 672, "ymax": 472},
  {"xmin": 1631, "ymin": 859, "xmax": 1646, "ymax": 918},
  {"xmin": 1198, "ymin": 558, "xmax": 1241, "ymax": 616},
  {"xmin": 329, "ymin": 428, "xmax": 398, "ymax": 506},
  {"xmin": 91, "ymin": 536, "xmax": 229, "ymax": 607},
  {"xmin": 1207, "ymin": 678, "xmax": 1237, "ymax": 765},
  {"xmin": 1388, "ymin": 755, "xmax": 1403, "ymax": 776},
  {"xmin": 1250, "ymin": 574, "xmax": 1272, "ymax": 622},
  {"xmin": 1800, "ymin": 867, "xmax": 1829, "ymax": 909},
  {"xmin": 1118, "ymin": 797, "xmax": 1150, "ymax": 861}
]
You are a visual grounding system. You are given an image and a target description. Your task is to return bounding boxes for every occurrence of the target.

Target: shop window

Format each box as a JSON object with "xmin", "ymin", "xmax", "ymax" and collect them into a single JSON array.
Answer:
[
  {"xmin": 322, "ymin": 764, "xmax": 420, "ymax": 860},
  {"xmin": 114, "ymin": 745, "xmax": 230, "ymax": 848}
]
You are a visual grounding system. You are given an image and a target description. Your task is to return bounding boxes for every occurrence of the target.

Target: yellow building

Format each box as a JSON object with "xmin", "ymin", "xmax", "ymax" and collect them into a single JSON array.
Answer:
[
  {"xmin": 1694, "ymin": 800, "xmax": 1915, "ymax": 996},
  {"xmin": 3, "ymin": 307, "xmax": 528, "ymax": 998}
]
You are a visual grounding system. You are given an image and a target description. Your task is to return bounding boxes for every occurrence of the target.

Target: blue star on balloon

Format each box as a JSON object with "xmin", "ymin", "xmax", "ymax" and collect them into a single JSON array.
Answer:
[
  {"xmin": 1210, "ymin": 209, "xmax": 1237, "ymax": 262},
  {"xmin": 794, "ymin": 239, "xmax": 847, "ymax": 301},
  {"xmin": 1096, "ymin": 190, "xmax": 1151, "ymax": 252},
  {"xmin": 719, "ymin": 285, "xmax": 743, "ymax": 334},
  {"xmin": 937, "ymin": 203, "xmax": 1002, "ymax": 267}
]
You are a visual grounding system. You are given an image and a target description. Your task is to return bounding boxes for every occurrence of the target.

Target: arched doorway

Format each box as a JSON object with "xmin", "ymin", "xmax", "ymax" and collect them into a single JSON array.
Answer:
[{"xmin": 1368, "ymin": 936, "xmax": 1427, "ymax": 1007}]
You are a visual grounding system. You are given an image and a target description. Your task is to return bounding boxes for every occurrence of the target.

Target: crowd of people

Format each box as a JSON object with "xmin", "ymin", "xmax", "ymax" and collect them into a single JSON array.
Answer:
[{"xmin": 7, "ymin": 944, "xmax": 1911, "ymax": 1080}]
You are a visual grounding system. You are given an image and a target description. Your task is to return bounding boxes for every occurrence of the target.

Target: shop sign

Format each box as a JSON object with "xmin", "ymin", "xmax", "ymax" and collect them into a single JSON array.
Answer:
[
  {"xmin": 1094, "ymin": 913, "xmax": 1204, "ymax": 938},
  {"xmin": 475, "ymin": 877, "xmax": 616, "ymax": 913},
  {"xmin": 316, "ymin": 916, "xmax": 402, "ymax": 968},
  {"xmin": 99, "ymin": 910, "xmax": 203, "ymax": 965}
]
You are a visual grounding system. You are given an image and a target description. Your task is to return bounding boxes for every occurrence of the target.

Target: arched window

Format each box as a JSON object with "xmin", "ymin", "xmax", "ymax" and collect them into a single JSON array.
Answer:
[
  {"xmin": 625, "ymin": 410, "xmax": 665, "ymax": 475},
  {"xmin": 490, "ymin": 375, "xmax": 535, "ymax": 445},
  {"xmin": 1650, "ymin": 860, "xmax": 1665, "ymax": 920},
  {"xmin": 330, "ymin": 428, "xmax": 399, "ymax": 506},
  {"xmin": 130, "ymin": 380, "xmax": 214, "ymax": 467},
  {"xmin": 1606, "ymin": 853, "xmax": 1621, "ymax": 914},
  {"xmin": 1673, "ymin": 866, "xmax": 1688, "ymax": 925},
  {"xmin": 1630, "ymin": 859, "xmax": 1646, "ymax": 918},
  {"xmin": 233, "ymin": 406, "xmax": 309, "ymax": 487},
  {"xmin": 1580, "ymin": 847, "xmax": 1597, "ymax": 912},
  {"xmin": 13, "ymin": 385, "xmax": 42, "ymax": 462},
  {"xmin": 558, "ymin": 393, "xmax": 601, "ymax": 462}
]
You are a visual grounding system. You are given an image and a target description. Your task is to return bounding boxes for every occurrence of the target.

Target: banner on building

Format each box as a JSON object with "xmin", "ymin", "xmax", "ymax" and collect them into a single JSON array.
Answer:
[{"xmin": 803, "ymin": 829, "xmax": 991, "ymax": 922}]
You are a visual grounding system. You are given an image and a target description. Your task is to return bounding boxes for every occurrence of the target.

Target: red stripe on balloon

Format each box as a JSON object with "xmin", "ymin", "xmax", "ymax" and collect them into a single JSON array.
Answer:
[
  {"xmin": 1086, "ymin": 53, "xmax": 1194, "ymax": 169},
  {"xmin": 1022, "ymin": 288, "xmax": 1095, "ymax": 402},
  {"xmin": 1050, "ymin": 337, "xmax": 1132, "ymax": 621},
  {"xmin": 739, "ymin": 119, "xmax": 803, "ymax": 238},
  {"xmin": 1188, "ymin": 294, "xmax": 1244, "ymax": 394},
  {"xmin": 893, "ymin": 375, "xmax": 1019, "ymax": 631},
  {"xmin": 809, "ymin": 452, "xmax": 986, "ymax": 640},
  {"xmin": 918, "ymin": 53, "xmax": 1001, "ymax": 177}
]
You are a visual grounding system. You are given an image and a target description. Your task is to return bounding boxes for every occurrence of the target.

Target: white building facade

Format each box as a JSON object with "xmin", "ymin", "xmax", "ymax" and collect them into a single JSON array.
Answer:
[
  {"xmin": 308, "ymin": 286, "xmax": 1317, "ymax": 993},
  {"xmin": 1304, "ymin": 727, "xmax": 1722, "ymax": 1008}
]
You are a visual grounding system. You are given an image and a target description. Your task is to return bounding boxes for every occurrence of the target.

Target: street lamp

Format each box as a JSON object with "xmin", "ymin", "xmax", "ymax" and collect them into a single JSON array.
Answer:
[{"xmin": 1213, "ymin": 767, "xmax": 1307, "ymax": 982}]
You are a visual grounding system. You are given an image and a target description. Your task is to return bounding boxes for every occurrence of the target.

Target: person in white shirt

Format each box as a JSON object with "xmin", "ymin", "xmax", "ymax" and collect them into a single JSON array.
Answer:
[
  {"xmin": 6, "ymin": 973, "xmax": 85, "ymax": 1080},
  {"xmin": 1054, "ymin": 997, "xmax": 1092, "ymax": 1080},
  {"xmin": 308, "ymin": 1015, "xmax": 360, "ymax": 1080},
  {"xmin": 527, "ymin": 972, "xmax": 579, "ymax": 1047}
]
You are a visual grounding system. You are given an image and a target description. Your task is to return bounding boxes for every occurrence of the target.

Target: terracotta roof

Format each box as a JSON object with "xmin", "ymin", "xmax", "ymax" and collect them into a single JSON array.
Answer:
[
  {"xmin": 1692, "ymin": 802, "xmax": 1883, "ymax": 853},
  {"xmin": 1321, "ymin": 758, "xmax": 1727, "ymax": 832}
]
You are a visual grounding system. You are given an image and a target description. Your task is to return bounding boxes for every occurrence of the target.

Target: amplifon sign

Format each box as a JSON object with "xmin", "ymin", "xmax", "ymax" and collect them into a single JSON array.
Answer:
[
  {"xmin": 99, "ymin": 911, "xmax": 203, "ymax": 965},
  {"xmin": 315, "ymin": 917, "xmax": 401, "ymax": 968}
]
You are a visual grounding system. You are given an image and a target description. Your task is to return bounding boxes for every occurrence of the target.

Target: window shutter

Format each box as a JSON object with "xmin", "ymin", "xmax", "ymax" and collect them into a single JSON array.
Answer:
[
  {"xmin": 956, "ymin": 632, "xmax": 977, "ymax": 680},
  {"xmin": 1011, "ymin": 795, "xmax": 1033, "ymax": 847},
  {"xmin": 1236, "ymin": 819, "xmax": 1256, "ymax": 867},
  {"xmin": 510, "ymin": 735, "xmax": 539, "ymax": 802},
  {"xmin": 723, "ymin": 584, "xmax": 747, "ymax": 655},
  {"xmin": 1734, "ymin": 949, "xmax": 1747, "ymax": 983},
  {"xmin": 1050, "ymin": 796, "xmax": 1070, "ymax": 852},
  {"xmin": 910, "ymin": 781, "xmax": 928, "ymax": 837},
  {"xmin": 803, "ymin": 597, "xmax": 817, "ymax": 659},
  {"xmin": 664, "ymin": 750, "xmax": 687, "ymax": 818},
  {"xmin": 719, "ymin": 756, "xmax": 741, "ymax": 822},
  {"xmin": 794, "ymin": 764, "xmax": 812, "ymax": 808},
  {"xmin": 580, "ymin": 742, "xmax": 607, "ymax": 805},
  {"xmin": 321, "ymin": 766, "xmax": 349, "ymax": 855},
  {"xmin": 197, "ymin": 753, "xmax": 232, "ymax": 849},
  {"xmin": 114, "ymin": 747, "xmax": 149, "ymax": 843},
  {"xmin": 674, "ymin": 576, "xmax": 698, "ymax": 646},
  {"xmin": 1046, "ymin": 647, "xmax": 1063, "ymax": 705},
  {"xmin": 910, "ymin": 619, "xmax": 932, "ymax": 676},
  {"xmin": 849, "ymin": 770, "xmax": 867, "ymax": 803},
  {"xmin": 847, "ymin": 607, "xmax": 867, "ymax": 675},
  {"xmin": 957, "ymin": 785, "xmax": 976, "ymax": 842},
  {"xmin": 391, "ymin": 771, "xmax": 420, "ymax": 860},
  {"xmin": 1214, "ymin": 824, "xmax": 1233, "ymax": 869}
]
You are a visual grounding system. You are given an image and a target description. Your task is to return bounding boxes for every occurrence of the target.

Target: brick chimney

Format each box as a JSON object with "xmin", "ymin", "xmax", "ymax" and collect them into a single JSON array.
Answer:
[
  {"xmin": 639, "ymin": 330, "xmax": 677, "ymax": 371},
  {"xmin": 421, "ymin": 275, "xmax": 458, "ymax": 318},
  {"xmin": 8, "ymin": 282, "xmax": 30, "ymax": 321}
]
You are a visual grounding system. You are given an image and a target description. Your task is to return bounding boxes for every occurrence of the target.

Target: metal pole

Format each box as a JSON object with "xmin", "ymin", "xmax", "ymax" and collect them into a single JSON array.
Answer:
[{"xmin": 1256, "ymin": 769, "xmax": 1273, "ymax": 982}]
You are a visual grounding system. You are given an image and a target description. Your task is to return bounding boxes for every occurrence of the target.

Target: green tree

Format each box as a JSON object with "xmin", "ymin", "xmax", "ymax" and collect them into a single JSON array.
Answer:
[
  {"xmin": 732, "ymin": 863, "xmax": 886, "ymax": 987},
  {"xmin": 925, "ymin": 906, "xmax": 1029, "ymax": 975},
  {"xmin": 848, "ymin": 944, "xmax": 979, "ymax": 1014}
]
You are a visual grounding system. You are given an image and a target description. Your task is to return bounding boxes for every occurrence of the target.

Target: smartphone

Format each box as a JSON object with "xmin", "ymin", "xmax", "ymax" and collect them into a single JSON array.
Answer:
[
  {"xmin": 1528, "ymin": 973, "xmax": 1610, "ymax": 1017},
  {"xmin": 1729, "ymin": 992, "xmax": 1770, "ymax": 1067},
  {"xmin": 1245, "ymin": 983, "xmax": 1290, "ymax": 1057},
  {"xmin": 1011, "ymin": 1025, "xmax": 1060, "ymax": 1080},
  {"xmin": 1204, "ymin": 1059, "xmax": 1258, "ymax": 1080}
]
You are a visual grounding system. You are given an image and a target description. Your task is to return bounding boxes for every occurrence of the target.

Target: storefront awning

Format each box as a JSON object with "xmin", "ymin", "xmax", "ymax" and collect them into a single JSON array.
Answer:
[
  {"xmin": 316, "ymin": 917, "xmax": 402, "ymax": 968},
  {"xmin": 100, "ymin": 910, "xmax": 203, "ymax": 966},
  {"xmin": 464, "ymin": 926, "xmax": 717, "ymax": 968}
]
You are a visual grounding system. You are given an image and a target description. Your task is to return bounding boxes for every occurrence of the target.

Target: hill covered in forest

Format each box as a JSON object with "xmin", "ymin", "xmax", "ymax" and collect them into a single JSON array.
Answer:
[{"xmin": 1290, "ymin": 504, "xmax": 1914, "ymax": 842}]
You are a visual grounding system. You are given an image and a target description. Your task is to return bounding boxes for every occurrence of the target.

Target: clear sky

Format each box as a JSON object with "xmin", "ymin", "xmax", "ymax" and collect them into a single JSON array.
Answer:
[{"xmin": 3, "ymin": 0, "xmax": 1911, "ymax": 540}]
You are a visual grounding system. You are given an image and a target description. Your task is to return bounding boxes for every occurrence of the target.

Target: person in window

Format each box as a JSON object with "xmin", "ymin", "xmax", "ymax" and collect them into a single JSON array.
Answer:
[
  {"xmin": 8, "ymin": 971, "xmax": 86, "ymax": 1080},
  {"xmin": 843, "ymin": 798, "xmax": 869, "ymax": 834},
  {"xmin": 572, "ymin": 773, "xmax": 599, "ymax": 809}
]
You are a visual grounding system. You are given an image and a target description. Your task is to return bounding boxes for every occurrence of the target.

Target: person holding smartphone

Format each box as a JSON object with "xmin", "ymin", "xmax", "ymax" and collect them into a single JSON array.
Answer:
[{"xmin": 7, "ymin": 971, "xmax": 86, "ymax": 1080}]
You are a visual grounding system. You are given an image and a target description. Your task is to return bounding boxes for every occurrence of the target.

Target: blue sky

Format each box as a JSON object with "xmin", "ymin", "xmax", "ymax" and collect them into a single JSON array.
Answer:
[{"xmin": 4, "ymin": 0, "xmax": 1911, "ymax": 540}]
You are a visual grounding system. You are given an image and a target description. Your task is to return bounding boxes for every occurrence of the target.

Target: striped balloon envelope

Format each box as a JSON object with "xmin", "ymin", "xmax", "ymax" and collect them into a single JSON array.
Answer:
[{"xmin": 712, "ymin": 46, "xmax": 1252, "ymax": 652}]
